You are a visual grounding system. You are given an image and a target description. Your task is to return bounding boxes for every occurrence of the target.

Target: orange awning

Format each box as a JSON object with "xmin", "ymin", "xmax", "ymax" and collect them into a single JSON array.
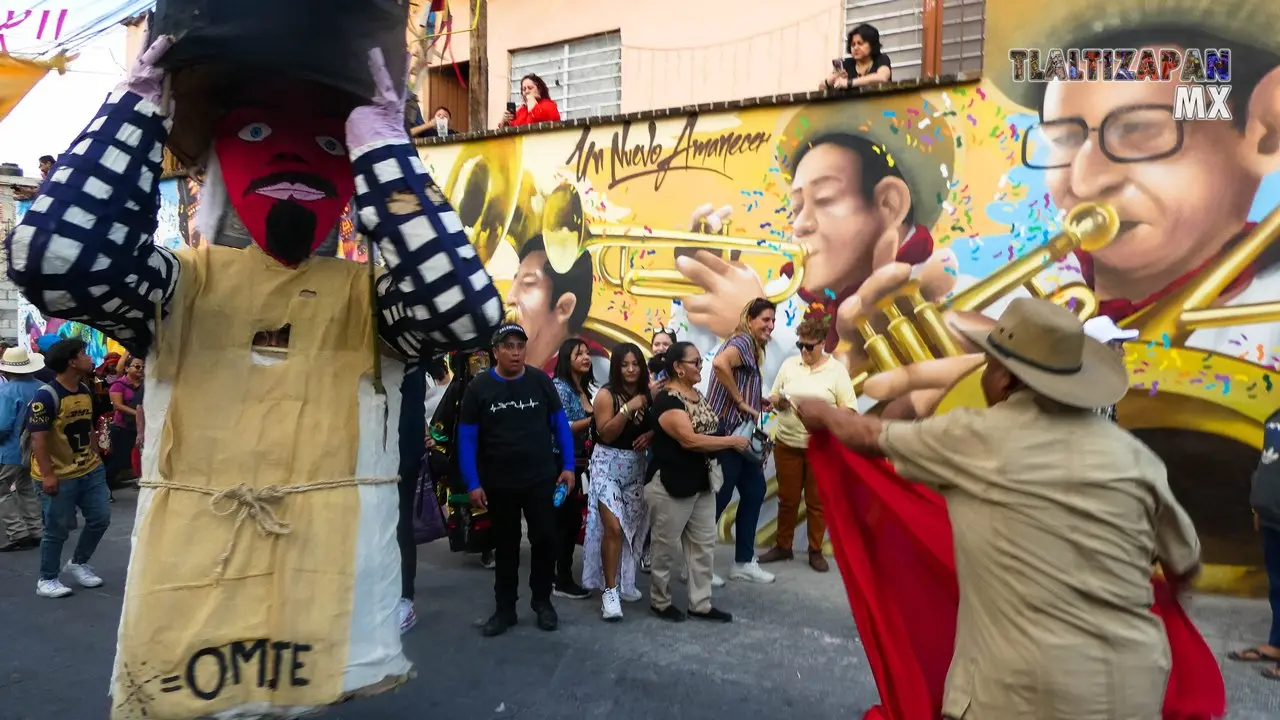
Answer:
[{"xmin": 0, "ymin": 52, "xmax": 70, "ymax": 124}]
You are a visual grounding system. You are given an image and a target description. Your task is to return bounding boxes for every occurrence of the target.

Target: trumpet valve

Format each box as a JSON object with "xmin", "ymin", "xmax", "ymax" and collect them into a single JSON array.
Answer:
[
  {"xmin": 879, "ymin": 299, "xmax": 934, "ymax": 364},
  {"xmin": 906, "ymin": 288, "xmax": 962, "ymax": 357},
  {"xmin": 856, "ymin": 318, "xmax": 903, "ymax": 372}
]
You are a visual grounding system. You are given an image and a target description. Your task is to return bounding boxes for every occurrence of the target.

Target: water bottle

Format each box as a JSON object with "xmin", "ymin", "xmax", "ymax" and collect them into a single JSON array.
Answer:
[{"xmin": 553, "ymin": 482, "xmax": 568, "ymax": 508}]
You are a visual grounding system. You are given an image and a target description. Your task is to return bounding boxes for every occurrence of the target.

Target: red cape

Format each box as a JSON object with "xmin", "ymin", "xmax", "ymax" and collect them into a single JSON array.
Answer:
[{"xmin": 807, "ymin": 432, "xmax": 1227, "ymax": 720}]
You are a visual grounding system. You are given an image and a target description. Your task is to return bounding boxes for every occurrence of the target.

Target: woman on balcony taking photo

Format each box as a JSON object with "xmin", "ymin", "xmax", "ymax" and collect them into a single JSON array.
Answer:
[
  {"xmin": 823, "ymin": 23, "xmax": 892, "ymax": 90},
  {"xmin": 501, "ymin": 73, "xmax": 561, "ymax": 127},
  {"xmin": 583, "ymin": 342, "xmax": 654, "ymax": 622}
]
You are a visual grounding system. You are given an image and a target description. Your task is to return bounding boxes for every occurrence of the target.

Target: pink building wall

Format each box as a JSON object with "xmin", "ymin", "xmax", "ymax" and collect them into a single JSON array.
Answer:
[{"xmin": 483, "ymin": 0, "xmax": 846, "ymax": 124}]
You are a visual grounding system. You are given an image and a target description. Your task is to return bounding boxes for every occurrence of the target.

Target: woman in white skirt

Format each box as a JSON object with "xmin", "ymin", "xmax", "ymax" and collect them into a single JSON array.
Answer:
[{"xmin": 584, "ymin": 343, "xmax": 654, "ymax": 621}]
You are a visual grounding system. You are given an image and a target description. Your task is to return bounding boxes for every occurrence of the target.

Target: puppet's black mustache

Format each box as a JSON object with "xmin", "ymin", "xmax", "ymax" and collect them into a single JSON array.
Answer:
[{"xmin": 245, "ymin": 171, "xmax": 338, "ymax": 198}]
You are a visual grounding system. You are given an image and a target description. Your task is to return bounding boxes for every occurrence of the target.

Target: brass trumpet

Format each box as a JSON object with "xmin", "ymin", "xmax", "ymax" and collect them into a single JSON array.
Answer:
[
  {"xmin": 848, "ymin": 202, "xmax": 1121, "ymax": 390},
  {"xmin": 540, "ymin": 184, "xmax": 808, "ymax": 304}
]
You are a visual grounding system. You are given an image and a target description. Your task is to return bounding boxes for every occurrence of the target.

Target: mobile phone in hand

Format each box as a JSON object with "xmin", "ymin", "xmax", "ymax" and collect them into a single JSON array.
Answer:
[
  {"xmin": 506, "ymin": 101, "xmax": 517, "ymax": 114},
  {"xmin": 832, "ymin": 59, "xmax": 842, "ymax": 71}
]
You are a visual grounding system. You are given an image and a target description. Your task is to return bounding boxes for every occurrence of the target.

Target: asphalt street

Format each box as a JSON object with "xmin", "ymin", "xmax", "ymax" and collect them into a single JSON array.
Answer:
[{"xmin": 2, "ymin": 490, "xmax": 1279, "ymax": 719}]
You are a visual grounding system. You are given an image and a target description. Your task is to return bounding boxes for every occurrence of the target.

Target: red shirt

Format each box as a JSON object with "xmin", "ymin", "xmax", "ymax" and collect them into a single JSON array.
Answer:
[{"xmin": 511, "ymin": 98, "xmax": 561, "ymax": 127}]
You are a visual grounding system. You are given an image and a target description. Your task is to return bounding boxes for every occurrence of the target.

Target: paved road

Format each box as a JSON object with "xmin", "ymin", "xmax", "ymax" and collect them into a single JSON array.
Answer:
[{"xmin": 1, "ymin": 490, "xmax": 1278, "ymax": 719}]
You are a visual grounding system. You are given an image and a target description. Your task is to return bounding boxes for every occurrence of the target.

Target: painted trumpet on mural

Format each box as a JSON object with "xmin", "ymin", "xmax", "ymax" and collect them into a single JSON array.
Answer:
[
  {"xmin": 539, "ymin": 183, "xmax": 809, "ymax": 305},
  {"xmin": 848, "ymin": 202, "xmax": 1121, "ymax": 390},
  {"xmin": 1128, "ymin": 203, "xmax": 1280, "ymax": 342}
]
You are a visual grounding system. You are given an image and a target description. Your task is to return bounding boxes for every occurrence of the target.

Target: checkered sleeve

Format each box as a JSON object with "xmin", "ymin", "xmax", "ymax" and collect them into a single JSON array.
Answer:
[
  {"xmin": 352, "ymin": 139, "xmax": 503, "ymax": 359},
  {"xmin": 4, "ymin": 90, "xmax": 180, "ymax": 356}
]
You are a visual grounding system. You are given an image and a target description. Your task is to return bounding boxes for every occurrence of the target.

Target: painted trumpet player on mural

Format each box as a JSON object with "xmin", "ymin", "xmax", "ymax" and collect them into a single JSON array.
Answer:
[{"xmin": 5, "ymin": 2, "xmax": 502, "ymax": 718}]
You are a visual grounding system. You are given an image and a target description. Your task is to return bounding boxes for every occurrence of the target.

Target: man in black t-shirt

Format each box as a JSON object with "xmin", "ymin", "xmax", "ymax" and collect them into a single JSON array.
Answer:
[{"xmin": 458, "ymin": 323, "xmax": 576, "ymax": 637}]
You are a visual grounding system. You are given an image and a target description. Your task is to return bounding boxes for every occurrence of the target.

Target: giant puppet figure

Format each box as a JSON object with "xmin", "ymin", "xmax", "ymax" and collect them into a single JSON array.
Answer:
[{"xmin": 5, "ymin": 16, "xmax": 502, "ymax": 720}]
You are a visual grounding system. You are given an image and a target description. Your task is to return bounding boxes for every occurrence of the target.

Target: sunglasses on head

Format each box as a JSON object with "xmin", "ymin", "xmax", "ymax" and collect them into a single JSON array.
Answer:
[{"xmin": 795, "ymin": 341, "xmax": 820, "ymax": 351}]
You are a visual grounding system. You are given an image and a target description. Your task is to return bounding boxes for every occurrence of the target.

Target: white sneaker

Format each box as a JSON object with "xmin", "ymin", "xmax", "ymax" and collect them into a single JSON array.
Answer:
[
  {"xmin": 730, "ymin": 559, "xmax": 775, "ymax": 584},
  {"xmin": 36, "ymin": 578, "xmax": 72, "ymax": 598},
  {"xmin": 601, "ymin": 588, "xmax": 623, "ymax": 622},
  {"xmin": 396, "ymin": 598, "xmax": 418, "ymax": 634},
  {"xmin": 63, "ymin": 561, "xmax": 103, "ymax": 588},
  {"xmin": 712, "ymin": 573, "xmax": 726, "ymax": 588},
  {"xmin": 620, "ymin": 588, "xmax": 643, "ymax": 603}
]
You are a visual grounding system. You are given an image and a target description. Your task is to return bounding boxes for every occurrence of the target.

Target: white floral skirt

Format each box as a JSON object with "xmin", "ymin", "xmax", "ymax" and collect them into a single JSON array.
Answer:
[{"xmin": 582, "ymin": 444, "xmax": 650, "ymax": 595}]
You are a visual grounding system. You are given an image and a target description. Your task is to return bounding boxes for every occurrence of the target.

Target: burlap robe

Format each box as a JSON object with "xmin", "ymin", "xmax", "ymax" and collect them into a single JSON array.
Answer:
[{"xmin": 111, "ymin": 245, "xmax": 410, "ymax": 719}]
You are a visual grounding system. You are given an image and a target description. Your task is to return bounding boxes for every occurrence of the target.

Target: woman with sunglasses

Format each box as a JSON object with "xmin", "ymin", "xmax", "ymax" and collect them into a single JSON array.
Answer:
[
  {"xmin": 758, "ymin": 314, "xmax": 856, "ymax": 572},
  {"xmin": 647, "ymin": 342, "xmax": 747, "ymax": 622}
]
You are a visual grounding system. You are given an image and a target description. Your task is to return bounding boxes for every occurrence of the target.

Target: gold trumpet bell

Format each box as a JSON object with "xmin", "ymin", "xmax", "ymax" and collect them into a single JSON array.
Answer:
[{"xmin": 442, "ymin": 140, "xmax": 521, "ymax": 264}]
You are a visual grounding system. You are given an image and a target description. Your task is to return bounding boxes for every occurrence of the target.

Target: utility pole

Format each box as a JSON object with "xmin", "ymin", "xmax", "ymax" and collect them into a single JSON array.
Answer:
[{"xmin": 468, "ymin": 0, "xmax": 488, "ymax": 131}]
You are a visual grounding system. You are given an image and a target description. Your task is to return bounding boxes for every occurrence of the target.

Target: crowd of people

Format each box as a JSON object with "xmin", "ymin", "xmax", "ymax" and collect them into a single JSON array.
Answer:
[
  {"xmin": 396, "ymin": 296, "xmax": 868, "ymax": 634},
  {"xmin": 0, "ymin": 337, "xmax": 144, "ymax": 598}
]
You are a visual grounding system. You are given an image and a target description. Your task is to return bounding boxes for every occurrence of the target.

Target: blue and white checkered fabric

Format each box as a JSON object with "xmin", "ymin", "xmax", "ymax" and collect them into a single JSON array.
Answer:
[
  {"xmin": 5, "ymin": 89, "xmax": 179, "ymax": 353},
  {"xmin": 6, "ymin": 89, "xmax": 504, "ymax": 360},
  {"xmin": 352, "ymin": 139, "xmax": 503, "ymax": 356}
]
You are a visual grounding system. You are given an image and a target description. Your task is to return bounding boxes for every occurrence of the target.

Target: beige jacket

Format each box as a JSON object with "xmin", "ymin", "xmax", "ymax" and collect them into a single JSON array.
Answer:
[{"xmin": 880, "ymin": 391, "xmax": 1200, "ymax": 720}]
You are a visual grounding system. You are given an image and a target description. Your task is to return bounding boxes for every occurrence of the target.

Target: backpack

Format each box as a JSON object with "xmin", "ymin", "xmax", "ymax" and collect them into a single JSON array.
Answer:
[{"xmin": 18, "ymin": 383, "xmax": 62, "ymax": 467}]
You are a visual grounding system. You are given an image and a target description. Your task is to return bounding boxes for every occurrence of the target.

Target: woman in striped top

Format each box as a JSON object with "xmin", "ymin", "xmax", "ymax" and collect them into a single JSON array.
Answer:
[{"xmin": 707, "ymin": 298, "xmax": 778, "ymax": 585}]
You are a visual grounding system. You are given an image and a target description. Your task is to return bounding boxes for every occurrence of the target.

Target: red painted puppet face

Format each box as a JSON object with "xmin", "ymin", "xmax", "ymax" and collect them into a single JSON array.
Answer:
[{"xmin": 214, "ymin": 94, "xmax": 356, "ymax": 266}]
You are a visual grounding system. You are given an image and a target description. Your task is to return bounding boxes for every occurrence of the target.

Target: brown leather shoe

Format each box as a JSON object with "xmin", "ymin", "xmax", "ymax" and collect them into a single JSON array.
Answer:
[
  {"xmin": 808, "ymin": 551, "xmax": 830, "ymax": 573},
  {"xmin": 757, "ymin": 547, "xmax": 793, "ymax": 564}
]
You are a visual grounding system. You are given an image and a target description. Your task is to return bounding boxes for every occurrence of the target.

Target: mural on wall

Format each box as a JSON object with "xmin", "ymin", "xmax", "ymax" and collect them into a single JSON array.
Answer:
[{"xmin": 420, "ymin": 0, "xmax": 1280, "ymax": 583}]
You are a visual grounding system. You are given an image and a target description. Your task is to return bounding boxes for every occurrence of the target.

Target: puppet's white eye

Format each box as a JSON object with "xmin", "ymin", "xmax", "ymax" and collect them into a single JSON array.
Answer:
[
  {"xmin": 316, "ymin": 136, "xmax": 345, "ymax": 156},
  {"xmin": 237, "ymin": 123, "xmax": 272, "ymax": 142}
]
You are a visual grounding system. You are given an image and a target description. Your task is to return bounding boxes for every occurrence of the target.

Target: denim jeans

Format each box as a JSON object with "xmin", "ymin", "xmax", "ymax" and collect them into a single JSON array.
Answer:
[
  {"xmin": 714, "ymin": 449, "xmax": 766, "ymax": 564},
  {"xmin": 1263, "ymin": 525, "xmax": 1280, "ymax": 646},
  {"xmin": 37, "ymin": 464, "xmax": 110, "ymax": 580}
]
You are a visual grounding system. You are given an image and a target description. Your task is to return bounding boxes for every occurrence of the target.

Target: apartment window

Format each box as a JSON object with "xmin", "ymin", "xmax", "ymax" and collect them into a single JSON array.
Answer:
[
  {"xmin": 843, "ymin": 0, "xmax": 925, "ymax": 81},
  {"xmin": 510, "ymin": 32, "xmax": 622, "ymax": 121},
  {"xmin": 940, "ymin": 0, "xmax": 984, "ymax": 75},
  {"xmin": 843, "ymin": 0, "xmax": 986, "ymax": 79}
]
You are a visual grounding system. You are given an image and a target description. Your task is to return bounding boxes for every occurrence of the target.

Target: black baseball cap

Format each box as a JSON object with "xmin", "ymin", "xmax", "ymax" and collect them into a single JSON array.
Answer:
[{"xmin": 491, "ymin": 323, "xmax": 528, "ymax": 345}]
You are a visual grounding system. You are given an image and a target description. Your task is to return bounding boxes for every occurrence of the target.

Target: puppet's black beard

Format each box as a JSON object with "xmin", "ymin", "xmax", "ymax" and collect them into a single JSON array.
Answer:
[{"xmin": 265, "ymin": 201, "xmax": 318, "ymax": 266}]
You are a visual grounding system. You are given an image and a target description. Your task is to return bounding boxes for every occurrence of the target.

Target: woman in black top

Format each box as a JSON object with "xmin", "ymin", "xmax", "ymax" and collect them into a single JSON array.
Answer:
[
  {"xmin": 645, "ymin": 342, "xmax": 747, "ymax": 623},
  {"xmin": 823, "ymin": 23, "xmax": 892, "ymax": 90},
  {"xmin": 583, "ymin": 343, "xmax": 654, "ymax": 621}
]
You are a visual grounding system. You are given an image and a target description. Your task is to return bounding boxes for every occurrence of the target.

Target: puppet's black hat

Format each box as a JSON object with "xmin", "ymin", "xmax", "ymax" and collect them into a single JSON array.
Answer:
[{"xmin": 151, "ymin": 0, "xmax": 409, "ymax": 167}]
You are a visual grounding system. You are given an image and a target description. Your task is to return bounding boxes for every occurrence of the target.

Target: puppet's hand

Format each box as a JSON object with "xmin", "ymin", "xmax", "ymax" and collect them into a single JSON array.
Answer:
[
  {"xmin": 346, "ymin": 47, "xmax": 412, "ymax": 151},
  {"xmin": 118, "ymin": 35, "xmax": 174, "ymax": 109}
]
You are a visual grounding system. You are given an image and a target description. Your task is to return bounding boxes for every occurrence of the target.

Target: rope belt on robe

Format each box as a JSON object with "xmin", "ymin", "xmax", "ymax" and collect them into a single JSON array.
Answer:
[{"xmin": 138, "ymin": 476, "xmax": 400, "ymax": 584}]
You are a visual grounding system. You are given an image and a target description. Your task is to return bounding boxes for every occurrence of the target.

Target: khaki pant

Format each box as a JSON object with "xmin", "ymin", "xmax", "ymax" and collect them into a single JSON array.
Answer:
[
  {"xmin": 772, "ymin": 441, "xmax": 825, "ymax": 553},
  {"xmin": 645, "ymin": 479, "xmax": 716, "ymax": 613},
  {"xmin": 0, "ymin": 463, "xmax": 42, "ymax": 544}
]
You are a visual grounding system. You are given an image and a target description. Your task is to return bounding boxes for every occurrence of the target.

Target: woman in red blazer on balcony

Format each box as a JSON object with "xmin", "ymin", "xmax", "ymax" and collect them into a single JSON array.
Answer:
[{"xmin": 501, "ymin": 73, "xmax": 561, "ymax": 127}]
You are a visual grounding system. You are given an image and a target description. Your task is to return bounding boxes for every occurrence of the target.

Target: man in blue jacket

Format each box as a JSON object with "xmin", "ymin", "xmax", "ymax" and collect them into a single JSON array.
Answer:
[
  {"xmin": 0, "ymin": 347, "xmax": 46, "ymax": 551},
  {"xmin": 458, "ymin": 323, "xmax": 576, "ymax": 637}
]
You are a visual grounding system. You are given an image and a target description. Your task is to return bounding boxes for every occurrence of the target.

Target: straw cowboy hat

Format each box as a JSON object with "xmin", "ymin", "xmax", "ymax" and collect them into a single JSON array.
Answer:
[
  {"xmin": 0, "ymin": 347, "xmax": 45, "ymax": 375},
  {"xmin": 778, "ymin": 91, "xmax": 957, "ymax": 231},
  {"xmin": 987, "ymin": 0, "xmax": 1280, "ymax": 112},
  {"xmin": 957, "ymin": 297, "xmax": 1128, "ymax": 408}
]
